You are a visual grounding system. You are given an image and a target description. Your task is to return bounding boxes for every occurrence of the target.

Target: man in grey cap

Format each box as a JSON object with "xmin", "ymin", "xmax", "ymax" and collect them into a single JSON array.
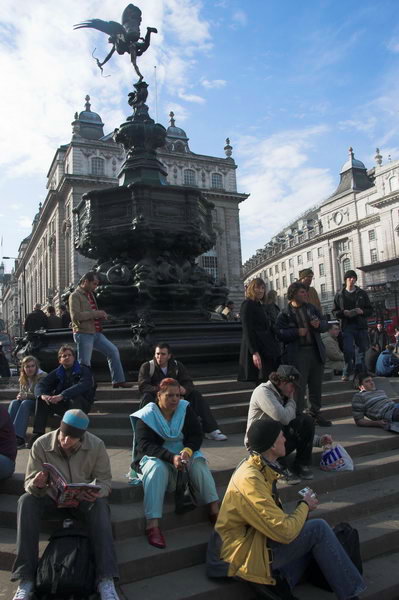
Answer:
[
  {"xmin": 245, "ymin": 365, "xmax": 331, "ymax": 484},
  {"xmin": 212, "ymin": 419, "xmax": 365, "ymax": 600}
]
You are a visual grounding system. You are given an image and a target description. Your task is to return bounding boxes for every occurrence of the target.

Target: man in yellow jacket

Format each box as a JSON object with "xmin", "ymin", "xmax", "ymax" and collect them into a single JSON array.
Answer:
[{"xmin": 214, "ymin": 419, "xmax": 365, "ymax": 599}]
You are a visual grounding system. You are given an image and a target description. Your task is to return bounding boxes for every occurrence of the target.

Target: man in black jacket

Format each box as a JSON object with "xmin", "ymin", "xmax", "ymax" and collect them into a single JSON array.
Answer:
[
  {"xmin": 277, "ymin": 282, "xmax": 331, "ymax": 427},
  {"xmin": 30, "ymin": 345, "xmax": 95, "ymax": 446},
  {"xmin": 138, "ymin": 342, "xmax": 227, "ymax": 441},
  {"xmin": 332, "ymin": 270, "xmax": 373, "ymax": 381},
  {"xmin": 24, "ymin": 304, "xmax": 48, "ymax": 332}
]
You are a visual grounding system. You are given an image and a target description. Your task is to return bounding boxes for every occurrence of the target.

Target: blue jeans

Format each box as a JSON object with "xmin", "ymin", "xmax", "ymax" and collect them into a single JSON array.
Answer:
[
  {"xmin": 0, "ymin": 454, "xmax": 15, "ymax": 480},
  {"xmin": 8, "ymin": 398, "xmax": 35, "ymax": 441},
  {"xmin": 140, "ymin": 456, "xmax": 219, "ymax": 520},
  {"xmin": 271, "ymin": 519, "xmax": 366, "ymax": 600},
  {"xmin": 73, "ymin": 332, "xmax": 125, "ymax": 383},
  {"xmin": 342, "ymin": 325, "xmax": 369, "ymax": 377}
]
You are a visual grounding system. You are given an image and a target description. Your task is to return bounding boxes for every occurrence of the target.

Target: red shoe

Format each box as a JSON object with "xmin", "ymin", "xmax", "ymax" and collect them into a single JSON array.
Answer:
[
  {"xmin": 146, "ymin": 526, "xmax": 166, "ymax": 548},
  {"xmin": 112, "ymin": 382, "xmax": 133, "ymax": 388}
]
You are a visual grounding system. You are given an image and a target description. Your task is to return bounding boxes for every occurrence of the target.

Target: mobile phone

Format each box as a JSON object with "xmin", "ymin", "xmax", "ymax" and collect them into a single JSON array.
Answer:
[{"xmin": 298, "ymin": 487, "xmax": 316, "ymax": 498}]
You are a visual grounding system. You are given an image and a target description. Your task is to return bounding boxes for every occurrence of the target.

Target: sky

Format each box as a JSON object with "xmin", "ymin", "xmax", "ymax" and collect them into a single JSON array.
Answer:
[{"xmin": 1, "ymin": 0, "xmax": 399, "ymax": 270}]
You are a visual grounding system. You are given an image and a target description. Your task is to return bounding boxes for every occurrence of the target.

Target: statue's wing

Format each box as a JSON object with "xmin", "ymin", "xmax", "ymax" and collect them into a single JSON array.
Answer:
[{"xmin": 73, "ymin": 19, "xmax": 125, "ymax": 36}]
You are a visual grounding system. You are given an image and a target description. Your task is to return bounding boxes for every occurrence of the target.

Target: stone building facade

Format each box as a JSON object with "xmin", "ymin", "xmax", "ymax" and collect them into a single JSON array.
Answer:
[
  {"xmin": 2, "ymin": 98, "xmax": 247, "ymax": 335},
  {"xmin": 243, "ymin": 148, "xmax": 399, "ymax": 320}
]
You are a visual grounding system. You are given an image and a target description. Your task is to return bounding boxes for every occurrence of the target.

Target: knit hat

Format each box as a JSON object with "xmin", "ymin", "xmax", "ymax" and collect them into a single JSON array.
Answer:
[
  {"xmin": 298, "ymin": 268, "xmax": 314, "ymax": 279},
  {"xmin": 60, "ymin": 409, "xmax": 89, "ymax": 439},
  {"xmin": 276, "ymin": 364, "xmax": 301, "ymax": 387},
  {"xmin": 247, "ymin": 419, "xmax": 282, "ymax": 454},
  {"xmin": 344, "ymin": 269, "xmax": 357, "ymax": 281}
]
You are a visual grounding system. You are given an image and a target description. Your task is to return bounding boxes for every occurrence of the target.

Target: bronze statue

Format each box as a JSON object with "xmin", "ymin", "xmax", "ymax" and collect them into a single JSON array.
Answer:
[{"xmin": 74, "ymin": 4, "xmax": 157, "ymax": 81}]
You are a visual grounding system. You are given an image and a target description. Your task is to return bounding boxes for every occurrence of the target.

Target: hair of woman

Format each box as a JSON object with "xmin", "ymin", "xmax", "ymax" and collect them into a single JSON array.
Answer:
[
  {"xmin": 246, "ymin": 278, "xmax": 266, "ymax": 303},
  {"xmin": 19, "ymin": 355, "xmax": 40, "ymax": 388}
]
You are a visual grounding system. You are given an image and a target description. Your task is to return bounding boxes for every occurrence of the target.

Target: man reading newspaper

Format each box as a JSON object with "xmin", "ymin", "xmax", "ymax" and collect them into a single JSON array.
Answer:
[{"xmin": 11, "ymin": 409, "xmax": 120, "ymax": 600}]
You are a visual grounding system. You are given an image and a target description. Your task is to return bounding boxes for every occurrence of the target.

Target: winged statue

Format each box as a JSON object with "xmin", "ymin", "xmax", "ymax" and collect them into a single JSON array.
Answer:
[{"xmin": 74, "ymin": 3, "xmax": 157, "ymax": 81}]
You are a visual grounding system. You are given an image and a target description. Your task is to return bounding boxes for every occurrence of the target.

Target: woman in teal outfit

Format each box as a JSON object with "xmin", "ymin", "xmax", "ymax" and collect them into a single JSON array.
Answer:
[{"xmin": 131, "ymin": 378, "xmax": 219, "ymax": 549}]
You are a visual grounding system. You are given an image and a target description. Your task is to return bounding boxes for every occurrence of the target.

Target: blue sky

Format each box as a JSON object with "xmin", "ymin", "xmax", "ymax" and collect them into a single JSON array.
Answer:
[{"xmin": 1, "ymin": 0, "xmax": 399, "ymax": 270}]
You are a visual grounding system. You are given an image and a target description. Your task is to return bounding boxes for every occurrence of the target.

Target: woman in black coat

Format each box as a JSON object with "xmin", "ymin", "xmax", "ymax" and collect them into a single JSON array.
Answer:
[{"xmin": 238, "ymin": 278, "xmax": 280, "ymax": 383}]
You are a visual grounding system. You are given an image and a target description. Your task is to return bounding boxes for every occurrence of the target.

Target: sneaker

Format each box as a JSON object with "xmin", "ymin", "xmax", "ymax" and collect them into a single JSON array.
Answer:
[
  {"xmin": 16, "ymin": 436, "xmax": 26, "ymax": 450},
  {"xmin": 205, "ymin": 429, "xmax": 228, "ymax": 441},
  {"xmin": 341, "ymin": 375, "xmax": 349, "ymax": 382},
  {"xmin": 98, "ymin": 578, "xmax": 120, "ymax": 600},
  {"xmin": 313, "ymin": 414, "xmax": 332, "ymax": 427},
  {"xmin": 280, "ymin": 468, "xmax": 301, "ymax": 485},
  {"xmin": 12, "ymin": 580, "xmax": 34, "ymax": 600},
  {"xmin": 294, "ymin": 465, "xmax": 314, "ymax": 480}
]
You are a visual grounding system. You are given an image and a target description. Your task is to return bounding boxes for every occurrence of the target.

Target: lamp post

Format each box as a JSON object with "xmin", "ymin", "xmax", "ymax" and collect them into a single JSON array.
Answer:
[{"xmin": 2, "ymin": 256, "xmax": 27, "ymax": 327}]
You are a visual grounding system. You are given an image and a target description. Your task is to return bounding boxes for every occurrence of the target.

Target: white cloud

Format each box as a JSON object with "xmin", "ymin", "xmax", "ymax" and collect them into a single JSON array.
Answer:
[
  {"xmin": 201, "ymin": 78, "xmax": 227, "ymax": 89},
  {"xmin": 236, "ymin": 126, "xmax": 335, "ymax": 261},
  {"xmin": 163, "ymin": 102, "xmax": 189, "ymax": 123},
  {"xmin": 178, "ymin": 89, "xmax": 205, "ymax": 103},
  {"xmin": 17, "ymin": 216, "xmax": 33, "ymax": 229},
  {"xmin": 232, "ymin": 10, "xmax": 247, "ymax": 27}
]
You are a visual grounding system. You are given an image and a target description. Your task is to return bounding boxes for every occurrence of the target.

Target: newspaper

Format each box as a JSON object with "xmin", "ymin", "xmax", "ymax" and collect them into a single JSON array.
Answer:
[{"xmin": 42, "ymin": 462, "xmax": 101, "ymax": 508}]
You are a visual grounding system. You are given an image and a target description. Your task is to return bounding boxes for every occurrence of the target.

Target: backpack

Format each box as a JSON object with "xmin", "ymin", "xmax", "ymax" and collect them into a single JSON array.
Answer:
[
  {"xmin": 35, "ymin": 527, "xmax": 96, "ymax": 599},
  {"xmin": 148, "ymin": 358, "xmax": 179, "ymax": 377},
  {"xmin": 305, "ymin": 522, "xmax": 363, "ymax": 592}
]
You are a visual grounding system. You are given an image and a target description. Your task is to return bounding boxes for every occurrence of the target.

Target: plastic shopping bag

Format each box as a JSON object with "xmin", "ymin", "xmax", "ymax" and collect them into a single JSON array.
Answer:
[{"xmin": 320, "ymin": 444, "xmax": 354, "ymax": 472}]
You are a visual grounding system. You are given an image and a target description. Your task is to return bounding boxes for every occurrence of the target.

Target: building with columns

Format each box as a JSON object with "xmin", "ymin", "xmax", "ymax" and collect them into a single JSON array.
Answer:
[
  {"xmin": 243, "ymin": 147, "xmax": 399, "ymax": 320},
  {"xmin": 1, "ymin": 98, "xmax": 248, "ymax": 335}
]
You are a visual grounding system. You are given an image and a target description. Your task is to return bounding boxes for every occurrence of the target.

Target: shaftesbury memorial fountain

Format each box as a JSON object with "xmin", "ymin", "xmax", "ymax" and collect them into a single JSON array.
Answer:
[{"xmin": 35, "ymin": 4, "xmax": 241, "ymax": 374}]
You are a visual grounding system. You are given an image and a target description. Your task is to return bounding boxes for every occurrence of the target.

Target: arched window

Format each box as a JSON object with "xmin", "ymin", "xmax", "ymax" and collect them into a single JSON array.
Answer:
[
  {"xmin": 342, "ymin": 257, "xmax": 351, "ymax": 273},
  {"xmin": 389, "ymin": 175, "xmax": 399, "ymax": 192},
  {"xmin": 174, "ymin": 142, "xmax": 185, "ymax": 153},
  {"xmin": 91, "ymin": 157, "xmax": 105, "ymax": 176},
  {"xmin": 211, "ymin": 173, "xmax": 223, "ymax": 189},
  {"xmin": 184, "ymin": 169, "xmax": 196, "ymax": 186}
]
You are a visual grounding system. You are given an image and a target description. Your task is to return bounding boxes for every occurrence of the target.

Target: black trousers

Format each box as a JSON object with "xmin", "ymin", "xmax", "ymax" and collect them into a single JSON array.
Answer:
[
  {"xmin": 33, "ymin": 395, "xmax": 91, "ymax": 435},
  {"xmin": 280, "ymin": 414, "xmax": 314, "ymax": 467},
  {"xmin": 140, "ymin": 389, "xmax": 218, "ymax": 433},
  {"xmin": 293, "ymin": 346, "xmax": 324, "ymax": 416},
  {"xmin": 11, "ymin": 493, "xmax": 118, "ymax": 583}
]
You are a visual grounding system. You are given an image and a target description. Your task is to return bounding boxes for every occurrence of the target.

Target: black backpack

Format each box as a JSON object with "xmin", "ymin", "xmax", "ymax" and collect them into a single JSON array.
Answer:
[{"xmin": 35, "ymin": 527, "xmax": 96, "ymax": 599}]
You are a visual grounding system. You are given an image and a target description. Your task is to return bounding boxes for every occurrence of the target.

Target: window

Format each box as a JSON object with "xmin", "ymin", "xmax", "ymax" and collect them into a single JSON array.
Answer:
[
  {"xmin": 211, "ymin": 173, "xmax": 223, "ymax": 189},
  {"xmin": 282, "ymin": 275, "xmax": 287, "ymax": 288},
  {"xmin": 184, "ymin": 169, "xmax": 196, "ymax": 185},
  {"xmin": 91, "ymin": 157, "xmax": 104, "ymax": 176},
  {"xmin": 297, "ymin": 255, "xmax": 303, "ymax": 265},
  {"xmin": 307, "ymin": 251, "xmax": 312, "ymax": 262},
  {"xmin": 320, "ymin": 283, "xmax": 327, "ymax": 299},
  {"xmin": 342, "ymin": 257, "xmax": 351, "ymax": 273},
  {"xmin": 275, "ymin": 264, "xmax": 279, "ymax": 274},
  {"xmin": 175, "ymin": 141, "xmax": 185, "ymax": 153},
  {"xmin": 368, "ymin": 230, "xmax": 376, "ymax": 242},
  {"xmin": 290, "ymin": 273, "xmax": 294, "ymax": 283},
  {"xmin": 370, "ymin": 248, "xmax": 378, "ymax": 264},
  {"xmin": 281, "ymin": 261, "xmax": 286, "ymax": 271},
  {"xmin": 337, "ymin": 239, "xmax": 349, "ymax": 252},
  {"xmin": 319, "ymin": 263, "xmax": 325, "ymax": 276},
  {"xmin": 269, "ymin": 268, "xmax": 273, "ymax": 276},
  {"xmin": 275, "ymin": 279, "xmax": 280, "ymax": 290},
  {"xmin": 199, "ymin": 251, "xmax": 218, "ymax": 280},
  {"xmin": 289, "ymin": 258, "xmax": 294, "ymax": 268},
  {"xmin": 318, "ymin": 247, "xmax": 324, "ymax": 257}
]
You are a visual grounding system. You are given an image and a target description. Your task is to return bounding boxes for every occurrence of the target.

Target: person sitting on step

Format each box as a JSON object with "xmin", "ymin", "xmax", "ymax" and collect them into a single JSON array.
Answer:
[
  {"xmin": 11, "ymin": 409, "xmax": 120, "ymax": 600},
  {"xmin": 29, "ymin": 345, "xmax": 95, "ymax": 447},
  {"xmin": 138, "ymin": 342, "xmax": 227, "ymax": 441},
  {"xmin": 245, "ymin": 365, "xmax": 332, "ymax": 485},
  {"xmin": 131, "ymin": 378, "xmax": 219, "ymax": 549}
]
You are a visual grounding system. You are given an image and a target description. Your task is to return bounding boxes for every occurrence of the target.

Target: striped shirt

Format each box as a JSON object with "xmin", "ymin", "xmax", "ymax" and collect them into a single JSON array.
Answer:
[
  {"xmin": 352, "ymin": 389, "xmax": 395, "ymax": 422},
  {"xmin": 86, "ymin": 292, "xmax": 101, "ymax": 332}
]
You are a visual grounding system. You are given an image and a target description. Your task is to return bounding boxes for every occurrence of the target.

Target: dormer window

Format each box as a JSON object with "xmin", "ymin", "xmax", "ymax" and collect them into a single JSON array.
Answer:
[
  {"xmin": 91, "ymin": 157, "xmax": 104, "ymax": 176},
  {"xmin": 184, "ymin": 169, "xmax": 196, "ymax": 186},
  {"xmin": 211, "ymin": 173, "xmax": 223, "ymax": 189},
  {"xmin": 174, "ymin": 142, "xmax": 185, "ymax": 153}
]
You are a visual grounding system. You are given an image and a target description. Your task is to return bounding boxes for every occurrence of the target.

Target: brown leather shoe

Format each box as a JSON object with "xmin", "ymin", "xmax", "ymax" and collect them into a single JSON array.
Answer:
[
  {"xmin": 112, "ymin": 382, "xmax": 133, "ymax": 388},
  {"xmin": 145, "ymin": 526, "xmax": 166, "ymax": 548}
]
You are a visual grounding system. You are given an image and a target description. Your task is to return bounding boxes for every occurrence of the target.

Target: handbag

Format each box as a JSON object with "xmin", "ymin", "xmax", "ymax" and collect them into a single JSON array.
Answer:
[
  {"xmin": 305, "ymin": 522, "xmax": 363, "ymax": 592},
  {"xmin": 175, "ymin": 467, "xmax": 197, "ymax": 514}
]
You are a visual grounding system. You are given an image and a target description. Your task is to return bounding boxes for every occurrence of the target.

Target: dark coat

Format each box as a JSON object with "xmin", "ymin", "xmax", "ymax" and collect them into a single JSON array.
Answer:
[
  {"xmin": 35, "ymin": 361, "xmax": 95, "ymax": 405},
  {"xmin": 134, "ymin": 404, "xmax": 202, "ymax": 468},
  {"xmin": 369, "ymin": 329, "xmax": 390, "ymax": 352},
  {"xmin": 332, "ymin": 286, "xmax": 373, "ymax": 330},
  {"xmin": 238, "ymin": 299, "xmax": 280, "ymax": 382},
  {"xmin": 24, "ymin": 309, "xmax": 48, "ymax": 332},
  {"xmin": 276, "ymin": 302, "xmax": 328, "ymax": 365},
  {"xmin": 0, "ymin": 350, "xmax": 11, "ymax": 378},
  {"xmin": 138, "ymin": 359, "xmax": 194, "ymax": 395}
]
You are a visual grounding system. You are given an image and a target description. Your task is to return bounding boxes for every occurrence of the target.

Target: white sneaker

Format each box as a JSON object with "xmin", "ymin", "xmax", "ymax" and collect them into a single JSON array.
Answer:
[
  {"xmin": 98, "ymin": 578, "xmax": 120, "ymax": 600},
  {"xmin": 12, "ymin": 580, "xmax": 34, "ymax": 600},
  {"xmin": 205, "ymin": 429, "xmax": 228, "ymax": 441}
]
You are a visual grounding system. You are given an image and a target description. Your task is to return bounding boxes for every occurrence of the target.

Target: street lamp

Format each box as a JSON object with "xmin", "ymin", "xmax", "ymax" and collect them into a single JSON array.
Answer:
[{"xmin": 2, "ymin": 256, "xmax": 27, "ymax": 326}]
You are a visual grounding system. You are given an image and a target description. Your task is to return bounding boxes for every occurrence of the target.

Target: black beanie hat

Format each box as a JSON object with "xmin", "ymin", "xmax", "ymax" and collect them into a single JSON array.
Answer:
[
  {"xmin": 247, "ymin": 419, "xmax": 282, "ymax": 454},
  {"xmin": 344, "ymin": 270, "xmax": 357, "ymax": 281}
]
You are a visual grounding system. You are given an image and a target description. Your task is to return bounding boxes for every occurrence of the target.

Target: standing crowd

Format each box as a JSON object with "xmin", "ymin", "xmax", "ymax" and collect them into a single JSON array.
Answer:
[{"xmin": 3, "ymin": 267, "xmax": 396, "ymax": 599}]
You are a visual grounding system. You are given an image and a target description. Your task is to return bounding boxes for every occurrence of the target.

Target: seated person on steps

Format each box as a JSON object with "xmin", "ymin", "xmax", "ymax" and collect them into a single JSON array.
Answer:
[
  {"xmin": 352, "ymin": 373, "xmax": 399, "ymax": 430},
  {"xmin": 11, "ymin": 409, "xmax": 120, "ymax": 600},
  {"xmin": 245, "ymin": 365, "xmax": 332, "ymax": 485},
  {"xmin": 138, "ymin": 342, "xmax": 227, "ymax": 441},
  {"xmin": 210, "ymin": 419, "xmax": 365, "ymax": 600},
  {"xmin": 30, "ymin": 345, "xmax": 95, "ymax": 447}
]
